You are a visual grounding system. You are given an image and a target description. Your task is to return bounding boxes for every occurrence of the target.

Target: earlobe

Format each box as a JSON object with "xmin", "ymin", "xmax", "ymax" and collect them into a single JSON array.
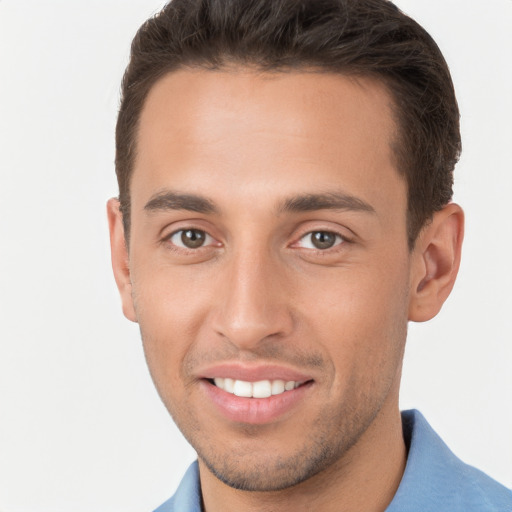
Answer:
[
  {"xmin": 107, "ymin": 198, "xmax": 138, "ymax": 323},
  {"xmin": 408, "ymin": 203, "xmax": 464, "ymax": 322}
]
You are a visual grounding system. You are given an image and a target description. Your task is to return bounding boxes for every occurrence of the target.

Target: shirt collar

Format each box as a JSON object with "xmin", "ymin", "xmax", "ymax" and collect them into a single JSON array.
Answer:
[
  {"xmin": 386, "ymin": 409, "xmax": 511, "ymax": 512},
  {"xmin": 163, "ymin": 409, "xmax": 511, "ymax": 512}
]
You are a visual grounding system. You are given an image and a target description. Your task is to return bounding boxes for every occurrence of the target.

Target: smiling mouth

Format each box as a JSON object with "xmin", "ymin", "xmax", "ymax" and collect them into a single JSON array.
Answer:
[{"xmin": 209, "ymin": 378, "xmax": 308, "ymax": 398}]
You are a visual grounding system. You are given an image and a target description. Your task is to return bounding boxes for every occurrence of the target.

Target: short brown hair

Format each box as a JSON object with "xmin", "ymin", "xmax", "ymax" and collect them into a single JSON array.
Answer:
[{"xmin": 116, "ymin": 0, "xmax": 461, "ymax": 248}]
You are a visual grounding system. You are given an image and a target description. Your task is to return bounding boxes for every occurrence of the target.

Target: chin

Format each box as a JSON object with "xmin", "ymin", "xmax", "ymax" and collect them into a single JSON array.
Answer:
[{"xmin": 194, "ymin": 420, "xmax": 366, "ymax": 492}]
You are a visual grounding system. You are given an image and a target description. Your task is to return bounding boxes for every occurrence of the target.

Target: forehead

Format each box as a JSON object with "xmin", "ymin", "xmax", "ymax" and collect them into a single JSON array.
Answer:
[{"xmin": 132, "ymin": 69, "xmax": 404, "ymax": 219}]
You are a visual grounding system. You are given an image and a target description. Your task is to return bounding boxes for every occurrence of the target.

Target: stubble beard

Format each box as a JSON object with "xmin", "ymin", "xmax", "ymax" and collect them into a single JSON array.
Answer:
[
  {"xmin": 140, "ymin": 333, "xmax": 405, "ymax": 494},
  {"xmin": 176, "ymin": 387, "xmax": 388, "ymax": 493},
  {"xmin": 137, "ymin": 296, "xmax": 409, "ymax": 494}
]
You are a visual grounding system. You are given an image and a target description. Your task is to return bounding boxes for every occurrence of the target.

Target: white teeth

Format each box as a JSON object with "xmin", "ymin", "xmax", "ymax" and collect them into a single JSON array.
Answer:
[
  {"xmin": 224, "ymin": 378, "xmax": 235, "ymax": 393},
  {"xmin": 212, "ymin": 378, "xmax": 303, "ymax": 397},
  {"xmin": 271, "ymin": 379, "xmax": 285, "ymax": 395},
  {"xmin": 233, "ymin": 380, "xmax": 252, "ymax": 397},
  {"xmin": 252, "ymin": 380, "xmax": 272, "ymax": 398},
  {"xmin": 285, "ymin": 381, "xmax": 295, "ymax": 391}
]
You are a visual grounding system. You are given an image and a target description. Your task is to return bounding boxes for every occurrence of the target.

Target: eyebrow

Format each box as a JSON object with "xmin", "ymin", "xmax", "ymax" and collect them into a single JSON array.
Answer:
[
  {"xmin": 143, "ymin": 190, "xmax": 375, "ymax": 216},
  {"xmin": 144, "ymin": 191, "xmax": 218, "ymax": 214},
  {"xmin": 279, "ymin": 192, "xmax": 376, "ymax": 214}
]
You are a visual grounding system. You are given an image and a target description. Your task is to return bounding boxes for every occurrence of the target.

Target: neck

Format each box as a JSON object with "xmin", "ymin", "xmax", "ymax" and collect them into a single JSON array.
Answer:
[{"xmin": 199, "ymin": 402, "xmax": 406, "ymax": 512}]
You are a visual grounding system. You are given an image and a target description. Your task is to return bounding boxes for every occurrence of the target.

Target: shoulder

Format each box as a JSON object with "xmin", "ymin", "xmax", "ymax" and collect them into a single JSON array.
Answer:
[
  {"xmin": 386, "ymin": 410, "xmax": 512, "ymax": 512},
  {"xmin": 153, "ymin": 461, "xmax": 202, "ymax": 512},
  {"xmin": 153, "ymin": 413, "xmax": 511, "ymax": 512}
]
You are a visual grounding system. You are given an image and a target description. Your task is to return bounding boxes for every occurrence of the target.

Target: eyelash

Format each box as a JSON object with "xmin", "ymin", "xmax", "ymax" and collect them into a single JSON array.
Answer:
[
  {"xmin": 162, "ymin": 228, "xmax": 218, "ymax": 255},
  {"xmin": 294, "ymin": 231, "xmax": 346, "ymax": 251},
  {"xmin": 163, "ymin": 228, "xmax": 349, "ymax": 254}
]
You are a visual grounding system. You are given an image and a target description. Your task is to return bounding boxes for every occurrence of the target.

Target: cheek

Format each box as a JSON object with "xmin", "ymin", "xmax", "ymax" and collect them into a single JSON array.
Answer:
[
  {"xmin": 133, "ymin": 258, "xmax": 215, "ymax": 331},
  {"xmin": 299, "ymin": 261, "xmax": 410, "ymax": 384},
  {"xmin": 131, "ymin": 265, "xmax": 214, "ymax": 397}
]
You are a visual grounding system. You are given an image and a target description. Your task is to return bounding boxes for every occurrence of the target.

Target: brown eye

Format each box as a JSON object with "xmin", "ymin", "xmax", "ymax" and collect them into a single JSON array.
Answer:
[
  {"xmin": 311, "ymin": 232, "xmax": 336, "ymax": 249},
  {"xmin": 298, "ymin": 231, "xmax": 343, "ymax": 250},
  {"xmin": 169, "ymin": 229, "xmax": 212, "ymax": 249},
  {"xmin": 181, "ymin": 229, "xmax": 205, "ymax": 248}
]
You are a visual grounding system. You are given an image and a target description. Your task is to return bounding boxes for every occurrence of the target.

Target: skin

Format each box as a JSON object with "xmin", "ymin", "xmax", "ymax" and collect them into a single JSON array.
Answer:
[{"xmin": 108, "ymin": 69, "xmax": 464, "ymax": 511}]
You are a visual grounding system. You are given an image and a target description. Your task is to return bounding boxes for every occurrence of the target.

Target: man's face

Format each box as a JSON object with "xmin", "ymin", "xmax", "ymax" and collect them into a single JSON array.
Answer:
[{"xmin": 123, "ymin": 70, "xmax": 414, "ymax": 490}]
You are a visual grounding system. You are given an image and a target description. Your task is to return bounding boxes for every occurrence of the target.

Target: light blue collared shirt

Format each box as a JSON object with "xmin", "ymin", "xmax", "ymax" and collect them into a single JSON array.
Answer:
[{"xmin": 154, "ymin": 410, "xmax": 512, "ymax": 511}]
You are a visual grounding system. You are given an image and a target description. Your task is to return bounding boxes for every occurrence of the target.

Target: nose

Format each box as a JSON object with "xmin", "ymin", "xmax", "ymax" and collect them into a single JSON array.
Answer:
[{"xmin": 211, "ymin": 247, "xmax": 294, "ymax": 350}]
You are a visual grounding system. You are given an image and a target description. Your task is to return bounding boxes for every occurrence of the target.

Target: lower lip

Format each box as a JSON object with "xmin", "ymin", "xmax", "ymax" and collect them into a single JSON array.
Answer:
[{"xmin": 200, "ymin": 380, "xmax": 313, "ymax": 425}]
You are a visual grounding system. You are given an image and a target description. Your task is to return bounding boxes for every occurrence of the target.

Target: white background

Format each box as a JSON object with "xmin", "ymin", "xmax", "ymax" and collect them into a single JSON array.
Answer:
[{"xmin": 0, "ymin": 1, "xmax": 510, "ymax": 511}]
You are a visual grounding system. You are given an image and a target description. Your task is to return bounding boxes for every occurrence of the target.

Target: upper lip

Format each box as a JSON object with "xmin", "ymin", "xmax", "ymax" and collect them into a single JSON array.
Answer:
[{"xmin": 197, "ymin": 362, "xmax": 314, "ymax": 383}]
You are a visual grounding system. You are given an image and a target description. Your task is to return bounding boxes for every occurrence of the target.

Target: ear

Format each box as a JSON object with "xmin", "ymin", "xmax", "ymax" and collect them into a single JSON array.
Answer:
[
  {"xmin": 107, "ymin": 198, "xmax": 137, "ymax": 322},
  {"xmin": 408, "ymin": 203, "xmax": 464, "ymax": 322}
]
